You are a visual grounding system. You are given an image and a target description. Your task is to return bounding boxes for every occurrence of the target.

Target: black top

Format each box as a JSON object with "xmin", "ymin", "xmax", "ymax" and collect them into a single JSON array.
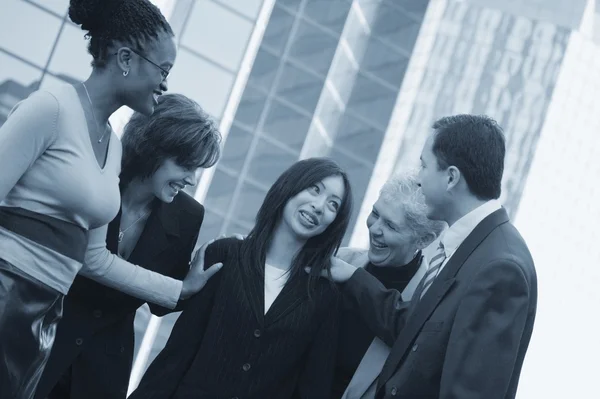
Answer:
[
  {"xmin": 331, "ymin": 251, "xmax": 422, "ymax": 398},
  {"xmin": 129, "ymin": 237, "xmax": 341, "ymax": 399},
  {"xmin": 35, "ymin": 192, "xmax": 204, "ymax": 399}
]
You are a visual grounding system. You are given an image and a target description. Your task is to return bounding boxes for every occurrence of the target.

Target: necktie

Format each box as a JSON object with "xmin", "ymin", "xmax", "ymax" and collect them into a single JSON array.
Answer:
[{"xmin": 415, "ymin": 242, "xmax": 446, "ymax": 301}]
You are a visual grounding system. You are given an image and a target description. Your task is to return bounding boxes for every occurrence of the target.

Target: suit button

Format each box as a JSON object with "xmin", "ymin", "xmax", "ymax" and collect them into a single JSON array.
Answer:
[
  {"xmin": 412, "ymin": 344, "xmax": 418, "ymax": 352},
  {"xmin": 120, "ymin": 346, "xmax": 125, "ymax": 353},
  {"xmin": 93, "ymin": 310, "xmax": 102, "ymax": 318},
  {"xmin": 390, "ymin": 386, "xmax": 398, "ymax": 395},
  {"xmin": 253, "ymin": 329, "xmax": 261, "ymax": 338},
  {"xmin": 75, "ymin": 338, "xmax": 84, "ymax": 346},
  {"xmin": 242, "ymin": 363, "xmax": 251, "ymax": 372}
]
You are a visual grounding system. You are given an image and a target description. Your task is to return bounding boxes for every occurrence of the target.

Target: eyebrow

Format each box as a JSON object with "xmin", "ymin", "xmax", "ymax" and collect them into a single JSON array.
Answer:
[
  {"xmin": 373, "ymin": 205, "xmax": 399, "ymax": 228},
  {"xmin": 320, "ymin": 181, "xmax": 342, "ymax": 202}
]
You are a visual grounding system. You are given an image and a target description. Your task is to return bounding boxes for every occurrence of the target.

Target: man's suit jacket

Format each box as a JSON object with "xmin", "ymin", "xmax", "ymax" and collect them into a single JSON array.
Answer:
[
  {"xmin": 336, "ymin": 245, "xmax": 433, "ymax": 399},
  {"xmin": 129, "ymin": 237, "xmax": 340, "ymax": 399},
  {"xmin": 35, "ymin": 192, "xmax": 204, "ymax": 399},
  {"xmin": 343, "ymin": 208, "xmax": 537, "ymax": 399}
]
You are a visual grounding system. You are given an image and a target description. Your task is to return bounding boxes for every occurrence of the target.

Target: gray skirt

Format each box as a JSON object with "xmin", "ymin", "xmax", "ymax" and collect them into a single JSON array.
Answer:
[{"xmin": 0, "ymin": 258, "xmax": 64, "ymax": 399}]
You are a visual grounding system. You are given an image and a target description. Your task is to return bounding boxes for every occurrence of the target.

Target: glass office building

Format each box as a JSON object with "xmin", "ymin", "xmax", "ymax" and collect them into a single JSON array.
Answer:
[{"xmin": 2, "ymin": 1, "xmax": 600, "ymax": 397}]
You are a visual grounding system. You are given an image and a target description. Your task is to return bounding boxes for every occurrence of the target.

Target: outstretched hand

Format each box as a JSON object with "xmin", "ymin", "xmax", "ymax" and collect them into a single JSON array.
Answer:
[
  {"xmin": 180, "ymin": 234, "xmax": 246, "ymax": 300},
  {"xmin": 180, "ymin": 238, "xmax": 222, "ymax": 300},
  {"xmin": 305, "ymin": 256, "xmax": 358, "ymax": 283}
]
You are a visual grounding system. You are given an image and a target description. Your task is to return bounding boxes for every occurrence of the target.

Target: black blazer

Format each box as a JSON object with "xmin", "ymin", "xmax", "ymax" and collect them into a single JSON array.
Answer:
[
  {"xmin": 35, "ymin": 192, "xmax": 204, "ymax": 399},
  {"xmin": 129, "ymin": 237, "xmax": 341, "ymax": 399},
  {"xmin": 343, "ymin": 208, "xmax": 538, "ymax": 399}
]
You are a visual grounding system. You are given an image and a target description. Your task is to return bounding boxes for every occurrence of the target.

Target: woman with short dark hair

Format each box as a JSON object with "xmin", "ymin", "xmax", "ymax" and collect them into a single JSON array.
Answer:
[
  {"xmin": 0, "ymin": 1, "xmax": 217, "ymax": 397},
  {"xmin": 35, "ymin": 93, "xmax": 222, "ymax": 399},
  {"xmin": 129, "ymin": 158, "xmax": 353, "ymax": 399}
]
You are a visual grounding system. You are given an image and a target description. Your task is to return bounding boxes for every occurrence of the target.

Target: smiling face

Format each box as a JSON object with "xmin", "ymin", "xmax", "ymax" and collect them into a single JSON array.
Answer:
[
  {"xmin": 150, "ymin": 158, "xmax": 198, "ymax": 203},
  {"xmin": 281, "ymin": 175, "xmax": 345, "ymax": 241},
  {"xmin": 120, "ymin": 31, "xmax": 177, "ymax": 116},
  {"xmin": 366, "ymin": 197, "xmax": 416, "ymax": 266}
]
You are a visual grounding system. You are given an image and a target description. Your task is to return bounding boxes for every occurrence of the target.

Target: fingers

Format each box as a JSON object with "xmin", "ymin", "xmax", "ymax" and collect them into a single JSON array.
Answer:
[
  {"xmin": 204, "ymin": 262, "xmax": 223, "ymax": 279},
  {"xmin": 195, "ymin": 238, "xmax": 215, "ymax": 266},
  {"xmin": 303, "ymin": 267, "xmax": 329, "ymax": 278}
]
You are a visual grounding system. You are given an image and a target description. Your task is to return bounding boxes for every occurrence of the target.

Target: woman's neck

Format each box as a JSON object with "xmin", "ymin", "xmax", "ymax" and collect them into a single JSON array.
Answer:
[
  {"xmin": 82, "ymin": 71, "xmax": 123, "ymax": 124},
  {"xmin": 265, "ymin": 223, "xmax": 305, "ymax": 271},
  {"xmin": 121, "ymin": 179, "xmax": 155, "ymax": 213}
]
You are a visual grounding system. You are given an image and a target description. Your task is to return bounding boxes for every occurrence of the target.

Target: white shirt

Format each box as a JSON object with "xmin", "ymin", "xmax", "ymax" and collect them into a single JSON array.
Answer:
[
  {"xmin": 435, "ymin": 200, "xmax": 502, "ymax": 275},
  {"xmin": 264, "ymin": 264, "xmax": 289, "ymax": 314}
]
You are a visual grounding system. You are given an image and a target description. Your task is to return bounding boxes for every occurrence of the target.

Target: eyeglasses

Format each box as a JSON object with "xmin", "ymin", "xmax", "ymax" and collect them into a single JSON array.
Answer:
[{"xmin": 116, "ymin": 48, "xmax": 170, "ymax": 81}]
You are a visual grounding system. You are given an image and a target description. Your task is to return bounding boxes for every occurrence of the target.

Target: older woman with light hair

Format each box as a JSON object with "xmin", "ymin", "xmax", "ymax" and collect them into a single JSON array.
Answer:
[{"xmin": 332, "ymin": 173, "xmax": 446, "ymax": 399}]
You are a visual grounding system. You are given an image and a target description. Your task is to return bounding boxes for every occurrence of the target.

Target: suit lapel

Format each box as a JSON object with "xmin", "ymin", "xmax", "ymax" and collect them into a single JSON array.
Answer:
[
  {"xmin": 377, "ymin": 208, "xmax": 510, "ymax": 388},
  {"xmin": 264, "ymin": 271, "xmax": 310, "ymax": 326},
  {"xmin": 106, "ymin": 209, "xmax": 121, "ymax": 254},
  {"xmin": 128, "ymin": 201, "xmax": 180, "ymax": 269},
  {"xmin": 238, "ymin": 256, "xmax": 266, "ymax": 327}
]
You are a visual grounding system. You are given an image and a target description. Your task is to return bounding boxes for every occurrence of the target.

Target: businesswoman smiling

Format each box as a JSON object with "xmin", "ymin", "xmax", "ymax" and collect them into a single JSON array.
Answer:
[{"xmin": 129, "ymin": 157, "xmax": 353, "ymax": 399}]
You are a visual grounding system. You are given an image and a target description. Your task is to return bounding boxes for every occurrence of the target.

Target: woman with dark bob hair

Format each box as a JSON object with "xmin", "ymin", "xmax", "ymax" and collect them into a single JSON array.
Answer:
[
  {"xmin": 129, "ymin": 158, "xmax": 353, "ymax": 399},
  {"xmin": 34, "ymin": 93, "xmax": 221, "ymax": 399},
  {"xmin": 0, "ymin": 0, "xmax": 217, "ymax": 396}
]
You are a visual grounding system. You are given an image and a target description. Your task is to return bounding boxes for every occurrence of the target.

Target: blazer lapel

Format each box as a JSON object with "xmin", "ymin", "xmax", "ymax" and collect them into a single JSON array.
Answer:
[
  {"xmin": 128, "ymin": 201, "xmax": 180, "ymax": 268},
  {"xmin": 264, "ymin": 272, "xmax": 310, "ymax": 327},
  {"xmin": 377, "ymin": 208, "xmax": 510, "ymax": 389},
  {"xmin": 106, "ymin": 209, "xmax": 121, "ymax": 254},
  {"xmin": 238, "ymin": 257, "xmax": 266, "ymax": 327}
]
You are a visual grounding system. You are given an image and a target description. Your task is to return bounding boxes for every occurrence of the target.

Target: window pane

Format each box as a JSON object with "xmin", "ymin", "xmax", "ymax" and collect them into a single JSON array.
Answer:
[
  {"xmin": 334, "ymin": 115, "xmax": 384, "ymax": 163},
  {"xmin": 227, "ymin": 221, "xmax": 252, "ymax": 237},
  {"xmin": 276, "ymin": 0, "xmax": 301, "ymax": 13},
  {"xmin": 275, "ymin": 62, "xmax": 323, "ymax": 113},
  {"xmin": 247, "ymin": 138, "xmax": 297, "ymax": 186},
  {"xmin": 346, "ymin": 74, "xmax": 397, "ymax": 130},
  {"xmin": 214, "ymin": 0, "xmax": 264, "ymax": 19},
  {"xmin": 234, "ymin": 85, "xmax": 268, "ymax": 130},
  {"xmin": 370, "ymin": 2, "xmax": 421, "ymax": 52},
  {"xmin": 220, "ymin": 124, "xmax": 255, "ymax": 172},
  {"xmin": 361, "ymin": 38, "xmax": 409, "ymax": 88},
  {"xmin": 247, "ymin": 48, "xmax": 281, "ymax": 92},
  {"xmin": 204, "ymin": 167, "xmax": 240, "ymax": 214},
  {"xmin": 48, "ymin": 23, "xmax": 93, "ymax": 82},
  {"xmin": 0, "ymin": 1, "xmax": 63, "ymax": 67},
  {"xmin": 0, "ymin": 52, "xmax": 43, "ymax": 126},
  {"xmin": 261, "ymin": 5, "xmax": 296, "ymax": 54},
  {"xmin": 196, "ymin": 209, "xmax": 226, "ymax": 247},
  {"xmin": 167, "ymin": 49, "xmax": 235, "ymax": 119},
  {"xmin": 288, "ymin": 21, "xmax": 338, "ymax": 76},
  {"xmin": 230, "ymin": 182, "xmax": 267, "ymax": 226},
  {"xmin": 182, "ymin": 1, "xmax": 253, "ymax": 71},
  {"xmin": 262, "ymin": 100, "xmax": 311, "ymax": 151},
  {"xmin": 30, "ymin": 0, "xmax": 69, "ymax": 16},
  {"xmin": 303, "ymin": 0, "xmax": 352, "ymax": 35}
]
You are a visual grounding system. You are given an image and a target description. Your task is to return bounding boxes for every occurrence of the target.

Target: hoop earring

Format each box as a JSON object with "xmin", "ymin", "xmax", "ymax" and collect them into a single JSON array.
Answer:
[{"xmin": 123, "ymin": 70, "xmax": 129, "ymax": 77}]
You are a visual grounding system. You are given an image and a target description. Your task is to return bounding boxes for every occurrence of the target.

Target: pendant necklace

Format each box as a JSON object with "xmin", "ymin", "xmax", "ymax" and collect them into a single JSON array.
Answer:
[
  {"xmin": 118, "ymin": 210, "xmax": 151, "ymax": 243},
  {"xmin": 82, "ymin": 82, "xmax": 109, "ymax": 143}
]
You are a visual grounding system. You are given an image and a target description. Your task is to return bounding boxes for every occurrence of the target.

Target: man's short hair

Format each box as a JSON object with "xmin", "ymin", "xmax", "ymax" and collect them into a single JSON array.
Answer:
[{"xmin": 431, "ymin": 114, "xmax": 505, "ymax": 200}]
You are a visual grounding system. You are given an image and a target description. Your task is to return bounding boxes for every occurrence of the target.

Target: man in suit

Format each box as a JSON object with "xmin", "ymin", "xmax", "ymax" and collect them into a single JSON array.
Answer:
[
  {"xmin": 332, "ymin": 173, "xmax": 446, "ymax": 399},
  {"xmin": 325, "ymin": 114, "xmax": 538, "ymax": 399}
]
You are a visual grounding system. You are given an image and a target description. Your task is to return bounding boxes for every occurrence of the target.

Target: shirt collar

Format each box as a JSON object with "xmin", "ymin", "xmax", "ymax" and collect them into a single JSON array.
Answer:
[{"xmin": 440, "ymin": 200, "xmax": 502, "ymax": 258}]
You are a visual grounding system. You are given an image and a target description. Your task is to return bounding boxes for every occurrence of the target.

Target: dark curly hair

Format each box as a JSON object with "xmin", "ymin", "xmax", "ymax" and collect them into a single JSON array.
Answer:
[{"xmin": 68, "ymin": 0, "xmax": 174, "ymax": 68}]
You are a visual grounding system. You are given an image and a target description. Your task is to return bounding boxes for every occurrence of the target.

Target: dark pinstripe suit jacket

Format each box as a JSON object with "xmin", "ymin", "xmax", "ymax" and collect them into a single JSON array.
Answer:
[{"xmin": 129, "ymin": 237, "xmax": 341, "ymax": 399}]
